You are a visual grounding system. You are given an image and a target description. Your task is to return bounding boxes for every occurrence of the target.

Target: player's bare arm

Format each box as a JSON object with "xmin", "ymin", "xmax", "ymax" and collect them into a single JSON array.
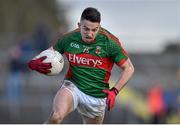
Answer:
[
  {"xmin": 115, "ymin": 58, "xmax": 135, "ymax": 91},
  {"xmin": 103, "ymin": 58, "xmax": 134, "ymax": 111}
]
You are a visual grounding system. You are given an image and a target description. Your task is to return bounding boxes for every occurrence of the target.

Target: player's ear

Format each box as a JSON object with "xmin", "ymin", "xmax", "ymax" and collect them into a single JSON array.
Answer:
[
  {"xmin": 78, "ymin": 22, "xmax": 81, "ymax": 28},
  {"xmin": 98, "ymin": 25, "xmax": 101, "ymax": 31}
]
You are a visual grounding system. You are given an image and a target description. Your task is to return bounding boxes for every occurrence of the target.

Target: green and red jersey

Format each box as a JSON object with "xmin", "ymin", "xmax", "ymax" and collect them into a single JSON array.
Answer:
[{"xmin": 53, "ymin": 27, "xmax": 128, "ymax": 98}]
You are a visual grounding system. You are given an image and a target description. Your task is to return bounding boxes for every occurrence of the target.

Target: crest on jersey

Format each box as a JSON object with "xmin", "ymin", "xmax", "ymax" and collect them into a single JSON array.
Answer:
[{"xmin": 95, "ymin": 46, "xmax": 101, "ymax": 54}]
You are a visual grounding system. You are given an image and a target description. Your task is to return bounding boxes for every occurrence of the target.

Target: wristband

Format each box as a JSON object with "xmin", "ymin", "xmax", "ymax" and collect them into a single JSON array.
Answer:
[{"xmin": 111, "ymin": 87, "xmax": 119, "ymax": 95}]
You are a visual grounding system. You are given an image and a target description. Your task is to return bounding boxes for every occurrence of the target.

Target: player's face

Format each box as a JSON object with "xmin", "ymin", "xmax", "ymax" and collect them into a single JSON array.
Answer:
[{"xmin": 78, "ymin": 19, "xmax": 100, "ymax": 43}]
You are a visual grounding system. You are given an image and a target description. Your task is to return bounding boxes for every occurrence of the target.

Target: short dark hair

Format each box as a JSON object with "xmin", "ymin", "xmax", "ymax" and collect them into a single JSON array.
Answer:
[{"xmin": 80, "ymin": 7, "xmax": 101, "ymax": 23}]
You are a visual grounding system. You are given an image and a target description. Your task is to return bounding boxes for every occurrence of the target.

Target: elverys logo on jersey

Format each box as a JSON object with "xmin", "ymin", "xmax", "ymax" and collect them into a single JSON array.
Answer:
[{"xmin": 67, "ymin": 53, "xmax": 103, "ymax": 67}]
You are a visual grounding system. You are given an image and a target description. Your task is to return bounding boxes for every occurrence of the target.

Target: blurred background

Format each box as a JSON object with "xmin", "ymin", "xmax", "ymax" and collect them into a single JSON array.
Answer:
[{"xmin": 0, "ymin": 0, "xmax": 180, "ymax": 124}]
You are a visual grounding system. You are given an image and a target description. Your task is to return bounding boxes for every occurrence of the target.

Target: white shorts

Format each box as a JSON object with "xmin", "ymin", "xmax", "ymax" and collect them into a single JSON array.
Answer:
[{"xmin": 60, "ymin": 80, "xmax": 106, "ymax": 119}]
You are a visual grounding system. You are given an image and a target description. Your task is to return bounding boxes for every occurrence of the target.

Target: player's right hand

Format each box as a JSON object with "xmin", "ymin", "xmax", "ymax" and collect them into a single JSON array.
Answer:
[{"xmin": 28, "ymin": 56, "xmax": 52, "ymax": 74}]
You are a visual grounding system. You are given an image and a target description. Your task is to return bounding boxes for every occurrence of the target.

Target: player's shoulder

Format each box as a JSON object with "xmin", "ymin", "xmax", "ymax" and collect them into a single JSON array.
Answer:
[
  {"xmin": 98, "ymin": 27, "xmax": 122, "ymax": 47},
  {"xmin": 51, "ymin": 28, "xmax": 80, "ymax": 46},
  {"xmin": 55, "ymin": 28, "xmax": 81, "ymax": 42},
  {"xmin": 98, "ymin": 27, "xmax": 119, "ymax": 42},
  {"xmin": 63, "ymin": 28, "xmax": 80, "ymax": 36},
  {"xmin": 62, "ymin": 28, "xmax": 80, "ymax": 39}
]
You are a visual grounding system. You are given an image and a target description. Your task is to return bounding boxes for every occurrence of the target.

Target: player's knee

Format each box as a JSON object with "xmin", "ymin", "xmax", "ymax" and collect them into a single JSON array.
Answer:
[{"xmin": 50, "ymin": 112, "xmax": 64, "ymax": 124}]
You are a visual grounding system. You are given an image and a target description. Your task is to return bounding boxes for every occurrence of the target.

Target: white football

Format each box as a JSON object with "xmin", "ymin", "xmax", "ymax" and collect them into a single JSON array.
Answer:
[{"xmin": 34, "ymin": 49, "xmax": 64, "ymax": 76}]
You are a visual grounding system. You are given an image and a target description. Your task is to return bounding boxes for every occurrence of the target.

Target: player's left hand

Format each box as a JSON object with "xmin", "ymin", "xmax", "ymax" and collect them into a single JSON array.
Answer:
[{"xmin": 103, "ymin": 87, "xmax": 119, "ymax": 111}]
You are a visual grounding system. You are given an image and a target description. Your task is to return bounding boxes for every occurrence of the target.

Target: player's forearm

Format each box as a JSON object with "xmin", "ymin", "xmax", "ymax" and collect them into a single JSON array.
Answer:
[{"xmin": 114, "ymin": 59, "xmax": 134, "ymax": 92}]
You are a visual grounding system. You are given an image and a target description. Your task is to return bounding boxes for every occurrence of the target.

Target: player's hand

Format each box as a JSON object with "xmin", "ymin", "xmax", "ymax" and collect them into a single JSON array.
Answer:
[
  {"xmin": 103, "ymin": 87, "xmax": 119, "ymax": 111},
  {"xmin": 28, "ymin": 56, "xmax": 52, "ymax": 74}
]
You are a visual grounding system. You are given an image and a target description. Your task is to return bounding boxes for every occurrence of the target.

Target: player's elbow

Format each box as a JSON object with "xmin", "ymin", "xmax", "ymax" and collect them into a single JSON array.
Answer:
[
  {"xmin": 126, "ymin": 63, "xmax": 135, "ymax": 77},
  {"xmin": 120, "ymin": 58, "xmax": 135, "ymax": 77},
  {"xmin": 127, "ymin": 59, "xmax": 135, "ymax": 76},
  {"xmin": 129, "ymin": 64, "xmax": 135, "ymax": 76}
]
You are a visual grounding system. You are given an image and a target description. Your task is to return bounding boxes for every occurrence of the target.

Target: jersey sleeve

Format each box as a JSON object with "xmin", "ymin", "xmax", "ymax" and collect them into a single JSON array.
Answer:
[
  {"xmin": 52, "ymin": 37, "xmax": 65, "ymax": 54},
  {"xmin": 109, "ymin": 39, "xmax": 129, "ymax": 66},
  {"xmin": 52, "ymin": 29, "xmax": 79, "ymax": 54}
]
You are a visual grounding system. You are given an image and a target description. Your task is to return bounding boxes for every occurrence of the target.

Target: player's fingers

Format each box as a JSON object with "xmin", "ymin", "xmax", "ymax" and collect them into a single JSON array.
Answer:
[
  {"xmin": 39, "ymin": 66, "xmax": 52, "ymax": 71},
  {"xmin": 38, "ymin": 66, "xmax": 51, "ymax": 70},
  {"xmin": 108, "ymin": 99, "xmax": 111, "ymax": 111},
  {"xmin": 39, "ymin": 56, "xmax": 47, "ymax": 61},
  {"xmin": 106, "ymin": 97, "xmax": 109, "ymax": 105},
  {"xmin": 40, "ymin": 63, "xmax": 52, "ymax": 68},
  {"xmin": 110, "ymin": 99, "xmax": 115, "ymax": 110}
]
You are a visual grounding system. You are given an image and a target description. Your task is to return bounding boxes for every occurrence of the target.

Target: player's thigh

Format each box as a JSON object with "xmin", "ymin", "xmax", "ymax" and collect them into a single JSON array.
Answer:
[
  {"xmin": 52, "ymin": 88, "xmax": 74, "ymax": 117},
  {"xmin": 81, "ymin": 115, "xmax": 104, "ymax": 124}
]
